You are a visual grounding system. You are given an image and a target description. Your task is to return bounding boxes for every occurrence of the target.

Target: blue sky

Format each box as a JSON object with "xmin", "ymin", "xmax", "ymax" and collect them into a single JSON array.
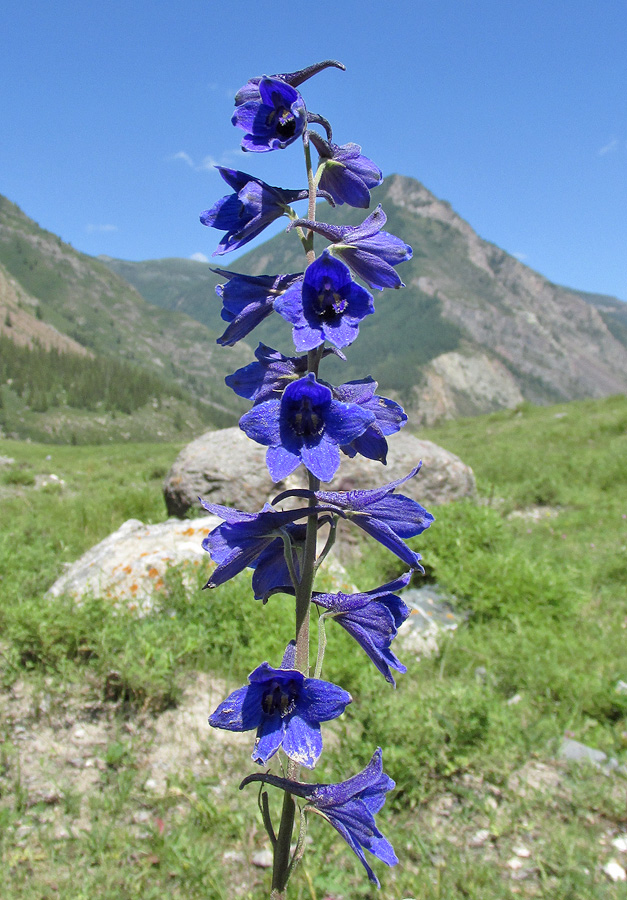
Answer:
[{"xmin": 1, "ymin": 0, "xmax": 625, "ymax": 300}]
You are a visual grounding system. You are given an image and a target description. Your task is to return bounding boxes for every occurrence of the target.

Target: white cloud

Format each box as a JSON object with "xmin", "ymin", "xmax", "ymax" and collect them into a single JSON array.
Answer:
[
  {"xmin": 170, "ymin": 150, "xmax": 195, "ymax": 167},
  {"xmin": 599, "ymin": 138, "xmax": 619, "ymax": 156},
  {"xmin": 86, "ymin": 223, "xmax": 117, "ymax": 233},
  {"xmin": 168, "ymin": 149, "xmax": 240, "ymax": 173},
  {"xmin": 512, "ymin": 251, "xmax": 528, "ymax": 261},
  {"xmin": 189, "ymin": 252, "xmax": 209, "ymax": 263},
  {"xmin": 197, "ymin": 155, "xmax": 220, "ymax": 171}
]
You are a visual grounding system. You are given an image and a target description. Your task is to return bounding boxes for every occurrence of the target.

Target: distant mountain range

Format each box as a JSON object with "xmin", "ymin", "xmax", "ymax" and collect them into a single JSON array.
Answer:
[
  {"xmin": 1, "ymin": 177, "xmax": 626, "ymax": 444},
  {"xmin": 104, "ymin": 175, "xmax": 627, "ymax": 424}
]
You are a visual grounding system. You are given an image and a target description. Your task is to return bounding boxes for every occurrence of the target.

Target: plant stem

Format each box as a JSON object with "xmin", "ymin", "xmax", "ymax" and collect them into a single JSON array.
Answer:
[{"xmin": 270, "ymin": 126, "xmax": 323, "ymax": 900}]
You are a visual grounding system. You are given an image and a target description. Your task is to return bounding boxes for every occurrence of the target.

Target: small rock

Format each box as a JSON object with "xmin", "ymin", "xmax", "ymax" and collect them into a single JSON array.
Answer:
[
  {"xmin": 507, "ymin": 857, "xmax": 524, "ymax": 871},
  {"xmin": 144, "ymin": 778, "xmax": 158, "ymax": 792},
  {"xmin": 73, "ymin": 727, "xmax": 86, "ymax": 740},
  {"xmin": 603, "ymin": 860, "xmax": 626, "ymax": 882},
  {"xmin": 559, "ymin": 738, "xmax": 607, "ymax": 765},
  {"xmin": 469, "ymin": 829, "xmax": 490, "ymax": 847},
  {"xmin": 252, "ymin": 848, "xmax": 273, "ymax": 869},
  {"xmin": 513, "ymin": 845, "xmax": 531, "ymax": 858},
  {"xmin": 612, "ymin": 835, "xmax": 627, "ymax": 853},
  {"xmin": 615, "ymin": 680, "xmax": 627, "ymax": 695},
  {"xmin": 559, "ymin": 738, "xmax": 626, "ymax": 774},
  {"xmin": 507, "ymin": 693, "xmax": 522, "ymax": 706},
  {"xmin": 475, "ymin": 666, "xmax": 487, "ymax": 683},
  {"xmin": 133, "ymin": 810, "xmax": 152, "ymax": 824}
]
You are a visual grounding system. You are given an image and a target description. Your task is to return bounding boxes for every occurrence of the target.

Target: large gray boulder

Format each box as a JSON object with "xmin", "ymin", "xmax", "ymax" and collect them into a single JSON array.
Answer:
[{"xmin": 164, "ymin": 427, "xmax": 476, "ymax": 518}]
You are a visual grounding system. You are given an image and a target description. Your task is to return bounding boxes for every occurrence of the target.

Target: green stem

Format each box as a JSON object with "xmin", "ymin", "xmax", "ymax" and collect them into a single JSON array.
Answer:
[
  {"xmin": 303, "ymin": 138, "xmax": 317, "ymax": 265},
  {"xmin": 313, "ymin": 517, "xmax": 337, "ymax": 574},
  {"xmin": 279, "ymin": 528, "xmax": 300, "ymax": 590},
  {"xmin": 314, "ymin": 613, "xmax": 328, "ymax": 679}
]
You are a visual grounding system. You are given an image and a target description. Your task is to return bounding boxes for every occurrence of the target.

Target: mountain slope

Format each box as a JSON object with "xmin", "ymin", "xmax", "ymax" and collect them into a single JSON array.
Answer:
[
  {"xmin": 0, "ymin": 194, "xmax": 248, "ymax": 424},
  {"xmin": 104, "ymin": 175, "xmax": 627, "ymax": 423}
]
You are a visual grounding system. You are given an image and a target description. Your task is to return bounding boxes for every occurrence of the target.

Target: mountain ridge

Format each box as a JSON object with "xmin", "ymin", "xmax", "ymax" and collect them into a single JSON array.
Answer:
[{"xmin": 103, "ymin": 174, "xmax": 627, "ymax": 424}]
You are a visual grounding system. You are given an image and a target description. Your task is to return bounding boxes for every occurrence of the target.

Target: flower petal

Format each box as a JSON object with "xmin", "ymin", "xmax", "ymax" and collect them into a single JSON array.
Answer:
[
  {"xmin": 208, "ymin": 682, "xmax": 265, "ymax": 731},
  {"xmin": 282, "ymin": 717, "xmax": 322, "ymax": 768}
]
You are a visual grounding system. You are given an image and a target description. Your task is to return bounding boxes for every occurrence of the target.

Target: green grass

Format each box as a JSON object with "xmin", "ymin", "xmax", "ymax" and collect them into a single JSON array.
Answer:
[{"xmin": 1, "ymin": 395, "xmax": 626, "ymax": 898}]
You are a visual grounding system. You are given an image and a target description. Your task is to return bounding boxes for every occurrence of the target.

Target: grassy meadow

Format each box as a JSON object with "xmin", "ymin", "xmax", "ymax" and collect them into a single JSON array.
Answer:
[{"xmin": 0, "ymin": 395, "xmax": 626, "ymax": 899}]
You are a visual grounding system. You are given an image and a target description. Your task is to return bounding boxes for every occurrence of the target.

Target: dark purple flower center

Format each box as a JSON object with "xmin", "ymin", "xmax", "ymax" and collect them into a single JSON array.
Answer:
[
  {"xmin": 269, "ymin": 92, "xmax": 297, "ymax": 140},
  {"xmin": 316, "ymin": 279, "xmax": 348, "ymax": 321},
  {"xmin": 288, "ymin": 395, "xmax": 325, "ymax": 437},
  {"xmin": 262, "ymin": 679, "xmax": 298, "ymax": 717}
]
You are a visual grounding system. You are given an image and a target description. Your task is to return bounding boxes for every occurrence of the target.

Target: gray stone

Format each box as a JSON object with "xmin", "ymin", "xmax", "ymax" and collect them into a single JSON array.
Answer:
[
  {"xmin": 46, "ymin": 516, "xmax": 222, "ymax": 615},
  {"xmin": 559, "ymin": 738, "xmax": 608, "ymax": 766},
  {"xmin": 397, "ymin": 584, "xmax": 462, "ymax": 660},
  {"xmin": 252, "ymin": 848, "xmax": 273, "ymax": 869},
  {"xmin": 163, "ymin": 426, "xmax": 476, "ymax": 518},
  {"xmin": 559, "ymin": 738, "xmax": 627, "ymax": 775}
]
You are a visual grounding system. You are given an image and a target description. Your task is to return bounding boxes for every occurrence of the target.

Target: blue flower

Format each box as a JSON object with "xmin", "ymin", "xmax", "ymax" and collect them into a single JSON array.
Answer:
[
  {"xmin": 209, "ymin": 642, "xmax": 351, "ymax": 768},
  {"xmin": 309, "ymin": 133, "xmax": 382, "ymax": 208},
  {"xmin": 234, "ymin": 61, "xmax": 345, "ymax": 107},
  {"xmin": 251, "ymin": 521, "xmax": 308, "ymax": 602},
  {"xmin": 200, "ymin": 501, "xmax": 317, "ymax": 590},
  {"xmin": 314, "ymin": 467, "xmax": 433, "ymax": 569},
  {"xmin": 201, "ymin": 500, "xmax": 336, "ymax": 597},
  {"xmin": 232, "ymin": 76, "xmax": 307, "ymax": 152},
  {"xmin": 239, "ymin": 373, "xmax": 376, "ymax": 482},
  {"xmin": 200, "ymin": 167, "xmax": 308, "ymax": 255},
  {"xmin": 289, "ymin": 205, "xmax": 412, "ymax": 290},
  {"xmin": 211, "ymin": 271, "xmax": 303, "ymax": 346},
  {"xmin": 332, "ymin": 377, "xmax": 407, "ymax": 463},
  {"xmin": 313, "ymin": 573, "xmax": 411, "ymax": 684},
  {"xmin": 274, "ymin": 250, "xmax": 375, "ymax": 351},
  {"xmin": 225, "ymin": 343, "xmax": 310, "ymax": 403},
  {"xmin": 275, "ymin": 467, "xmax": 434, "ymax": 569},
  {"xmin": 241, "ymin": 748, "xmax": 397, "ymax": 886}
]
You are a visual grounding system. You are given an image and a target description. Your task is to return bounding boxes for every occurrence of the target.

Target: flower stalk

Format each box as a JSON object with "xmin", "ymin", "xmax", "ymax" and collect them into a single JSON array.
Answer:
[{"xmin": 199, "ymin": 58, "xmax": 431, "ymax": 896}]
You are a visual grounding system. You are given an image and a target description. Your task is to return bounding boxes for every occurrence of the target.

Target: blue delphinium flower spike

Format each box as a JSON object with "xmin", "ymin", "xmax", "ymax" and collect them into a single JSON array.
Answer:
[
  {"xmin": 232, "ymin": 76, "xmax": 307, "ymax": 152},
  {"xmin": 211, "ymin": 271, "xmax": 303, "ymax": 346},
  {"xmin": 313, "ymin": 573, "xmax": 411, "ymax": 684},
  {"xmin": 209, "ymin": 642, "xmax": 351, "ymax": 768},
  {"xmin": 240, "ymin": 747, "xmax": 397, "ymax": 886},
  {"xmin": 332, "ymin": 378, "xmax": 407, "ymax": 463},
  {"xmin": 289, "ymin": 205, "xmax": 412, "ymax": 290},
  {"xmin": 200, "ymin": 167, "xmax": 309, "ymax": 255},
  {"xmin": 239, "ymin": 372, "xmax": 376, "ymax": 482},
  {"xmin": 309, "ymin": 132, "xmax": 382, "ymax": 208},
  {"xmin": 274, "ymin": 250, "xmax": 375, "ymax": 351}
]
